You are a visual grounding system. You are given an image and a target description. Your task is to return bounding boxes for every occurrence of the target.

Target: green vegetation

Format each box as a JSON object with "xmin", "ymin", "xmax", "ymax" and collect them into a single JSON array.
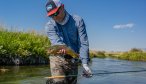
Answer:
[
  {"xmin": 90, "ymin": 51, "xmax": 106, "ymax": 58},
  {"xmin": 118, "ymin": 48, "xmax": 146, "ymax": 61},
  {"xmin": 0, "ymin": 27, "xmax": 51, "ymax": 65},
  {"xmin": 90, "ymin": 48, "xmax": 146, "ymax": 62}
]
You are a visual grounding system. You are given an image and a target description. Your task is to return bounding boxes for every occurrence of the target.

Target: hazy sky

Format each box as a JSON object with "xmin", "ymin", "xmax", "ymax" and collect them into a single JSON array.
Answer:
[{"xmin": 0, "ymin": 0, "xmax": 146, "ymax": 51}]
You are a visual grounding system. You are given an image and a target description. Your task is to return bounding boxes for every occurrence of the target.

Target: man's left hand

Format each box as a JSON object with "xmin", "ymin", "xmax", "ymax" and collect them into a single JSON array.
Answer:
[{"xmin": 82, "ymin": 64, "xmax": 93, "ymax": 78}]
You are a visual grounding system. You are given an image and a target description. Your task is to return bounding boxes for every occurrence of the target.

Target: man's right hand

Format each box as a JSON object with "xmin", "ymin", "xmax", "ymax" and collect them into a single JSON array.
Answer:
[{"xmin": 57, "ymin": 49, "xmax": 66, "ymax": 55}]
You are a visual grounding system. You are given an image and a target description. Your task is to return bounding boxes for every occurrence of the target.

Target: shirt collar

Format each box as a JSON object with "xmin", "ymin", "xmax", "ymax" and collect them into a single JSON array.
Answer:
[{"xmin": 57, "ymin": 11, "xmax": 70, "ymax": 25}]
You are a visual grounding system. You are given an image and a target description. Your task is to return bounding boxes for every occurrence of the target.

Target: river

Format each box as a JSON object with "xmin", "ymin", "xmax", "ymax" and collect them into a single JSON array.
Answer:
[{"xmin": 0, "ymin": 58, "xmax": 146, "ymax": 84}]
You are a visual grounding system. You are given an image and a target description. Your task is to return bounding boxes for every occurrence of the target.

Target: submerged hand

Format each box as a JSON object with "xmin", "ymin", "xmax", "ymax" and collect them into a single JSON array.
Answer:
[{"xmin": 82, "ymin": 64, "xmax": 93, "ymax": 78}]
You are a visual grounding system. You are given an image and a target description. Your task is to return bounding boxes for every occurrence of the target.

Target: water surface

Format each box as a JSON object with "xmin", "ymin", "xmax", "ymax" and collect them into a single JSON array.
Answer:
[
  {"xmin": 1, "ymin": 58, "xmax": 146, "ymax": 84},
  {"xmin": 78, "ymin": 58, "xmax": 146, "ymax": 84}
]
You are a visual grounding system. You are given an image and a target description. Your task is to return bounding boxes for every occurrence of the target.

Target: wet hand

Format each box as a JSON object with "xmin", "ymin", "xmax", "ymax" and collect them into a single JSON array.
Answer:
[
  {"xmin": 82, "ymin": 64, "xmax": 93, "ymax": 78},
  {"xmin": 57, "ymin": 49, "xmax": 66, "ymax": 55}
]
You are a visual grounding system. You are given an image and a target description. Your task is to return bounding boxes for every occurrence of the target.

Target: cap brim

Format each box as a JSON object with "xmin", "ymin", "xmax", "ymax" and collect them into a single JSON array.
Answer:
[{"xmin": 47, "ymin": 7, "xmax": 60, "ymax": 16}]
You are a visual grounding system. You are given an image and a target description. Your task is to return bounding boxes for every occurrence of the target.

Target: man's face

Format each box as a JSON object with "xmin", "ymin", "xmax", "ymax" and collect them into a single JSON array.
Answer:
[{"xmin": 50, "ymin": 6, "xmax": 65, "ymax": 23}]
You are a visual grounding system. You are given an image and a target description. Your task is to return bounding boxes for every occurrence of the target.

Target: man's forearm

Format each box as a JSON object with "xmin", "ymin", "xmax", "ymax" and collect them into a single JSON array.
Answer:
[{"xmin": 79, "ymin": 44, "xmax": 89, "ymax": 64}]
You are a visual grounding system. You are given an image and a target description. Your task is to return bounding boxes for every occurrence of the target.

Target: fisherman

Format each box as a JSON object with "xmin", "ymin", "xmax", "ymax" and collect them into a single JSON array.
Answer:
[{"xmin": 45, "ymin": 0, "xmax": 92, "ymax": 84}]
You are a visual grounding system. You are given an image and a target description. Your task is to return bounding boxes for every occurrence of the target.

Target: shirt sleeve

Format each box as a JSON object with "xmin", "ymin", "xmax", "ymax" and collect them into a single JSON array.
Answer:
[
  {"xmin": 45, "ymin": 21, "xmax": 64, "ymax": 45},
  {"xmin": 77, "ymin": 18, "xmax": 90, "ymax": 64}
]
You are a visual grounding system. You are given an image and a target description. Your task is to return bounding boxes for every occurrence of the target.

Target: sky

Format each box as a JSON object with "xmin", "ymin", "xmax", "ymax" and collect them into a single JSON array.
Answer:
[{"xmin": 0, "ymin": 0, "xmax": 146, "ymax": 51}]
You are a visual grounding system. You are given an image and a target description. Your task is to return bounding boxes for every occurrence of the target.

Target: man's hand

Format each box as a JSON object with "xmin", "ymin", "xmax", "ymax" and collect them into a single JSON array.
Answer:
[
  {"xmin": 57, "ymin": 49, "xmax": 66, "ymax": 55},
  {"xmin": 82, "ymin": 64, "xmax": 93, "ymax": 78}
]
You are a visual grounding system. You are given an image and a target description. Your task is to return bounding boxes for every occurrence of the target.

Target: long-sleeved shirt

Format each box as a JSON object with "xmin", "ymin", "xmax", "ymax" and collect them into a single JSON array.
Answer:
[{"xmin": 45, "ymin": 13, "xmax": 89, "ymax": 64}]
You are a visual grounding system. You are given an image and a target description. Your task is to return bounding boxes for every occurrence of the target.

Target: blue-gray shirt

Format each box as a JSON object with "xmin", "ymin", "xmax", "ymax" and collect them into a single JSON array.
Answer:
[{"xmin": 45, "ymin": 14, "xmax": 89, "ymax": 64}]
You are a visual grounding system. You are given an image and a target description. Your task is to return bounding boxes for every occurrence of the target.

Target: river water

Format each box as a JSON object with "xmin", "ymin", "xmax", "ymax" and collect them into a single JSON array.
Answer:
[{"xmin": 0, "ymin": 58, "xmax": 146, "ymax": 84}]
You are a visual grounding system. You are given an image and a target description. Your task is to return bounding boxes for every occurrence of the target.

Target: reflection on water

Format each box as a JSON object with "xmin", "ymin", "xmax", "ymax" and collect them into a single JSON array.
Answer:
[
  {"xmin": 0, "ymin": 65, "xmax": 50, "ymax": 84},
  {"xmin": 1, "ymin": 58, "xmax": 146, "ymax": 84}
]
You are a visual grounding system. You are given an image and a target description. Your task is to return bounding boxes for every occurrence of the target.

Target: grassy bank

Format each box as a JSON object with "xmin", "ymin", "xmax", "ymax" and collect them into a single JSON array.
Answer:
[
  {"xmin": 90, "ymin": 48, "xmax": 146, "ymax": 62},
  {"xmin": 117, "ymin": 49, "xmax": 146, "ymax": 61},
  {"xmin": 90, "ymin": 51, "xmax": 106, "ymax": 58},
  {"xmin": 0, "ymin": 27, "xmax": 51, "ymax": 65}
]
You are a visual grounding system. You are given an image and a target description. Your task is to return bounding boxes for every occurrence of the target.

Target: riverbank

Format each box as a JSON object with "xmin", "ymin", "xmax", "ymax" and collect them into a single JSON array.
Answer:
[
  {"xmin": 90, "ymin": 48, "xmax": 146, "ymax": 62},
  {"xmin": 0, "ymin": 56, "xmax": 49, "ymax": 65}
]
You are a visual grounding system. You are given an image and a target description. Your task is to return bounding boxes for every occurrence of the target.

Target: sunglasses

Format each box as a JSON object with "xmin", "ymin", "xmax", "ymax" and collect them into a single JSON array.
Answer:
[{"xmin": 49, "ymin": 7, "xmax": 61, "ymax": 17}]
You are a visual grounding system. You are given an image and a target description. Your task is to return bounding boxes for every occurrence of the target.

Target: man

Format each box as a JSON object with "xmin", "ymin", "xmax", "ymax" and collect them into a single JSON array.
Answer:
[{"xmin": 45, "ymin": 0, "xmax": 92, "ymax": 84}]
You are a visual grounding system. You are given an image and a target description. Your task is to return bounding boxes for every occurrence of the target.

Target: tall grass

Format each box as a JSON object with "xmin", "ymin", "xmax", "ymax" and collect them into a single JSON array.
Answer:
[
  {"xmin": 0, "ymin": 27, "xmax": 51, "ymax": 65},
  {"xmin": 119, "ymin": 50, "xmax": 146, "ymax": 61},
  {"xmin": 90, "ymin": 51, "xmax": 106, "ymax": 58},
  {"xmin": 103, "ymin": 48, "xmax": 146, "ymax": 61},
  {"xmin": 90, "ymin": 48, "xmax": 146, "ymax": 62}
]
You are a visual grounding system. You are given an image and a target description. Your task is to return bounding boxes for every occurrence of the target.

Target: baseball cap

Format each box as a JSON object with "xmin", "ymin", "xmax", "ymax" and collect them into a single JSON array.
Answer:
[{"xmin": 46, "ymin": 0, "xmax": 62, "ymax": 16}]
